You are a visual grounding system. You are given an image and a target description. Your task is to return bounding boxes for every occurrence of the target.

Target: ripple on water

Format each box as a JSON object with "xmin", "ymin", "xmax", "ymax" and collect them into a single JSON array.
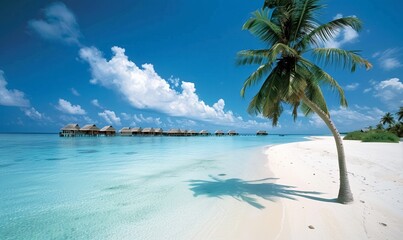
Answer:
[
  {"xmin": 77, "ymin": 150, "xmax": 99, "ymax": 154},
  {"xmin": 124, "ymin": 152, "xmax": 137, "ymax": 155},
  {"xmin": 45, "ymin": 157, "xmax": 68, "ymax": 161},
  {"xmin": 0, "ymin": 163, "xmax": 15, "ymax": 168}
]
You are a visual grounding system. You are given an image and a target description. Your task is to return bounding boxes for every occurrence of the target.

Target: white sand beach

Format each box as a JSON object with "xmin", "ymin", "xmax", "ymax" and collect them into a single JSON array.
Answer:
[{"xmin": 258, "ymin": 137, "xmax": 403, "ymax": 240}]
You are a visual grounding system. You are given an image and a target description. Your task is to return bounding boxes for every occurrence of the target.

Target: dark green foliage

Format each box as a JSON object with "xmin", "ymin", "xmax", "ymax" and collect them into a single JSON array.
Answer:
[
  {"xmin": 388, "ymin": 122, "xmax": 403, "ymax": 137},
  {"xmin": 344, "ymin": 130, "xmax": 399, "ymax": 143},
  {"xmin": 362, "ymin": 131, "xmax": 399, "ymax": 143},
  {"xmin": 343, "ymin": 131, "xmax": 366, "ymax": 140}
]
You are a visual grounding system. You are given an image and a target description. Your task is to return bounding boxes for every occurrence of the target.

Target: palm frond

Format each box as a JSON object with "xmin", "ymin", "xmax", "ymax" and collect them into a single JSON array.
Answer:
[
  {"xmin": 291, "ymin": 0, "xmax": 324, "ymax": 44},
  {"xmin": 236, "ymin": 49, "xmax": 270, "ymax": 65},
  {"xmin": 297, "ymin": 16, "xmax": 362, "ymax": 50},
  {"xmin": 243, "ymin": 9, "xmax": 282, "ymax": 45},
  {"xmin": 312, "ymin": 48, "xmax": 372, "ymax": 71},
  {"xmin": 247, "ymin": 66, "xmax": 287, "ymax": 126},
  {"xmin": 240, "ymin": 63, "xmax": 273, "ymax": 97},
  {"xmin": 299, "ymin": 58, "xmax": 347, "ymax": 107}
]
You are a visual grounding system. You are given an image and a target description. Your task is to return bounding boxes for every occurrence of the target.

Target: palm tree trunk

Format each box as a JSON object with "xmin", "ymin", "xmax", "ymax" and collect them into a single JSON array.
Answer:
[{"xmin": 301, "ymin": 94, "xmax": 354, "ymax": 204}]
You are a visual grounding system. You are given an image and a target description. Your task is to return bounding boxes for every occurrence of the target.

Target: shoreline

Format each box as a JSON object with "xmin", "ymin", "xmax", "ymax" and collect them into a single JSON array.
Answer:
[{"xmin": 261, "ymin": 136, "xmax": 403, "ymax": 240}]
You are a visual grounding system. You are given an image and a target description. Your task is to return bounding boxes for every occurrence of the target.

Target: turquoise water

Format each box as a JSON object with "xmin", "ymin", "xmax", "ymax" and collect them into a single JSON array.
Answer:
[{"xmin": 0, "ymin": 134, "xmax": 306, "ymax": 239}]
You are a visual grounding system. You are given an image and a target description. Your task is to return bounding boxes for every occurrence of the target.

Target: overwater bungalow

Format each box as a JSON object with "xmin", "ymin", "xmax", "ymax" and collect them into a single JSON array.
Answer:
[
  {"xmin": 120, "ymin": 127, "xmax": 132, "ymax": 136},
  {"xmin": 154, "ymin": 128, "xmax": 163, "ymax": 136},
  {"xmin": 256, "ymin": 130, "xmax": 268, "ymax": 136},
  {"xmin": 60, "ymin": 123, "xmax": 80, "ymax": 137},
  {"xmin": 131, "ymin": 127, "xmax": 142, "ymax": 136},
  {"xmin": 228, "ymin": 130, "xmax": 239, "ymax": 136},
  {"xmin": 142, "ymin": 127, "xmax": 155, "ymax": 135},
  {"xmin": 188, "ymin": 130, "xmax": 198, "ymax": 136},
  {"xmin": 199, "ymin": 130, "xmax": 210, "ymax": 136},
  {"xmin": 80, "ymin": 124, "xmax": 100, "ymax": 136},
  {"xmin": 215, "ymin": 130, "xmax": 225, "ymax": 136},
  {"xmin": 168, "ymin": 129, "xmax": 182, "ymax": 136},
  {"xmin": 100, "ymin": 125, "xmax": 116, "ymax": 136}
]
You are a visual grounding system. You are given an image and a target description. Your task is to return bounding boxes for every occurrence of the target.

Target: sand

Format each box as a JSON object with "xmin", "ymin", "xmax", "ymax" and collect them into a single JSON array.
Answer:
[{"xmin": 261, "ymin": 136, "xmax": 403, "ymax": 240}]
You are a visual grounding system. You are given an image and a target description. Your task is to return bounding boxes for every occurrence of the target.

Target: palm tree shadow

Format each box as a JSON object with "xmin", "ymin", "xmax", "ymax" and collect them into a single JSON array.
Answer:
[{"xmin": 188, "ymin": 175, "xmax": 336, "ymax": 209}]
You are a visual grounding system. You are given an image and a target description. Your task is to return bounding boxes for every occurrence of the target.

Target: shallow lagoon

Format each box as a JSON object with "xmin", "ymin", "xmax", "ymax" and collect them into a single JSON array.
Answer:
[{"xmin": 0, "ymin": 134, "xmax": 306, "ymax": 239}]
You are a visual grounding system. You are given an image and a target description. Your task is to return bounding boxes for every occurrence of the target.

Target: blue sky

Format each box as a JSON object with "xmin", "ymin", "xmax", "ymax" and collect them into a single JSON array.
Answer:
[{"xmin": 0, "ymin": 0, "xmax": 402, "ymax": 134}]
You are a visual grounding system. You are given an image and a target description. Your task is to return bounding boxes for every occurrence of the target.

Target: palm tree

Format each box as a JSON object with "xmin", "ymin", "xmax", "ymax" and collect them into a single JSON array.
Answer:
[
  {"xmin": 238, "ymin": 0, "xmax": 371, "ymax": 203},
  {"xmin": 380, "ymin": 112, "xmax": 395, "ymax": 129},
  {"xmin": 375, "ymin": 123, "xmax": 383, "ymax": 130},
  {"xmin": 397, "ymin": 107, "xmax": 403, "ymax": 122}
]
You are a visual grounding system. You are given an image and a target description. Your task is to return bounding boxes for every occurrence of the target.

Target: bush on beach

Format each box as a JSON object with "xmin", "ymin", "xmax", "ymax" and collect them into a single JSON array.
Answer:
[{"xmin": 344, "ymin": 130, "xmax": 399, "ymax": 143}]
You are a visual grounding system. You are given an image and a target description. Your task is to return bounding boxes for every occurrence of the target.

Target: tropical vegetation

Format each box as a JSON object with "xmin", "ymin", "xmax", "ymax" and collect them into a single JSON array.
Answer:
[
  {"xmin": 344, "ymin": 130, "xmax": 399, "ymax": 143},
  {"xmin": 345, "ymin": 107, "xmax": 403, "ymax": 141},
  {"xmin": 238, "ymin": 0, "xmax": 371, "ymax": 203}
]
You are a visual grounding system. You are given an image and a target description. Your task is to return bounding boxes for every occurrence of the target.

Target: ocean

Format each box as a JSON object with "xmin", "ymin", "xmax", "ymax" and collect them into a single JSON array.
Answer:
[{"xmin": 0, "ymin": 134, "xmax": 306, "ymax": 239}]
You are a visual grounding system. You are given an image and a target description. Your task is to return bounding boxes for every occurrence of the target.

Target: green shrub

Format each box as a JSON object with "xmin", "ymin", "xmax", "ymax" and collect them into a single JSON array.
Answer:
[
  {"xmin": 362, "ymin": 131, "xmax": 399, "ymax": 143},
  {"xmin": 343, "ymin": 131, "xmax": 366, "ymax": 140},
  {"xmin": 344, "ymin": 130, "xmax": 399, "ymax": 143}
]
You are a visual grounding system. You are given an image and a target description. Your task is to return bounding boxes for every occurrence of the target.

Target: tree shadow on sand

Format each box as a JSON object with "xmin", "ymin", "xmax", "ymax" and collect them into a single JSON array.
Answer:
[{"xmin": 188, "ymin": 175, "xmax": 336, "ymax": 209}]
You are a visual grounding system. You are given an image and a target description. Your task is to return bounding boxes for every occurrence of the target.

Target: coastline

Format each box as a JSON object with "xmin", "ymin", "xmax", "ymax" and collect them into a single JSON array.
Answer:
[{"xmin": 262, "ymin": 136, "xmax": 403, "ymax": 240}]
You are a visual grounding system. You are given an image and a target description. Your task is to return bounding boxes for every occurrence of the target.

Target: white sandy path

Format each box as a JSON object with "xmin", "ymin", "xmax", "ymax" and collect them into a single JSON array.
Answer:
[{"xmin": 265, "ymin": 137, "xmax": 403, "ymax": 240}]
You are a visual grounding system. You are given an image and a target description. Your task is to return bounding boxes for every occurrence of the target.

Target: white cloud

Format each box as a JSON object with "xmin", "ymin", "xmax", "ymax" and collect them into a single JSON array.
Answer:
[
  {"xmin": 22, "ymin": 107, "xmax": 43, "ymax": 120},
  {"xmin": 28, "ymin": 2, "xmax": 81, "ymax": 45},
  {"xmin": 373, "ymin": 78, "xmax": 403, "ymax": 109},
  {"xmin": 372, "ymin": 48, "xmax": 402, "ymax": 71},
  {"xmin": 56, "ymin": 98, "xmax": 86, "ymax": 115},
  {"xmin": 323, "ymin": 14, "xmax": 359, "ymax": 48},
  {"xmin": 83, "ymin": 116, "xmax": 95, "ymax": 123},
  {"xmin": 168, "ymin": 76, "xmax": 180, "ymax": 88},
  {"xmin": 121, "ymin": 112, "xmax": 131, "ymax": 120},
  {"xmin": 345, "ymin": 82, "xmax": 359, "ymax": 91},
  {"xmin": 91, "ymin": 99, "xmax": 103, "ymax": 109},
  {"xmin": 79, "ymin": 46, "xmax": 237, "ymax": 125},
  {"xmin": 71, "ymin": 88, "xmax": 80, "ymax": 96},
  {"xmin": 132, "ymin": 114, "xmax": 162, "ymax": 125},
  {"xmin": 98, "ymin": 110, "xmax": 121, "ymax": 126},
  {"xmin": 363, "ymin": 88, "xmax": 372, "ymax": 93},
  {"xmin": 309, "ymin": 114, "xmax": 325, "ymax": 128},
  {"xmin": 305, "ymin": 105, "xmax": 385, "ymax": 130},
  {"xmin": 0, "ymin": 70, "xmax": 30, "ymax": 107}
]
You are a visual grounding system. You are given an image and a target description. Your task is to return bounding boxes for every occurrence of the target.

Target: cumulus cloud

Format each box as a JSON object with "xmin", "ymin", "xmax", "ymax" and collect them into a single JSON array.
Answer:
[
  {"xmin": 98, "ymin": 110, "xmax": 121, "ymax": 125},
  {"xmin": 309, "ymin": 114, "xmax": 325, "ymax": 128},
  {"xmin": 345, "ymin": 83, "xmax": 359, "ymax": 91},
  {"xmin": 56, "ymin": 98, "xmax": 86, "ymax": 115},
  {"xmin": 131, "ymin": 113, "xmax": 162, "ymax": 125},
  {"xmin": 323, "ymin": 14, "xmax": 359, "ymax": 48},
  {"xmin": 28, "ymin": 2, "xmax": 81, "ymax": 45},
  {"xmin": 79, "ymin": 46, "xmax": 237, "ymax": 125},
  {"xmin": 372, "ymin": 48, "xmax": 402, "ymax": 71},
  {"xmin": 0, "ymin": 70, "xmax": 30, "ymax": 107},
  {"xmin": 373, "ymin": 78, "xmax": 403, "ymax": 109},
  {"xmin": 363, "ymin": 88, "xmax": 372, "ymax": 93},
  {"xmin": 71, "ymin": 88, "xmax": 80, "ymax": 96},
  {"xmin": 22, "ymin": 107, "xmax": 43, "ymax": 120},
  {"xmin": 91, "ymin": 99, "xmax": 103, "ymax": 109},
  {"xmin": 329, "ymin": 106, "xmax": 384, "ymax": 127}
]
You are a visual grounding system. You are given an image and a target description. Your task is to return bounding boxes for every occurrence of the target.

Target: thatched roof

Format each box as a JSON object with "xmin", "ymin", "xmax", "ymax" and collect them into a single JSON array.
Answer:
[
  {"xmin": 199, "ymin": 130, "xmax": 209, "ymax": 134},
  {"xmin": 168, "ymin": 129, "xmax": 182, "ymax": 134},
  {"xmin": 257, "ymin": 130, "xmax": 268, "ymax": 134},
  {"xmin": 188, "ymin": 130, "xmax": 197, "ymax": 134},
  {"xmin": 120, "ymin": 127, "xmax": 131, "ymax": 133},
  {"xmin": 228, "ymin": 130, "xmax": 237, "ymax": 134},
  {"xmin": 142, "ymin": 128, "xmax": 154, "ymax": 133},
  {"xmin": 154, "ymin": 128, "xmax": 163, "ymax": 133},
  {"xmin": 100, "ymin": 125, "xmax": 116, "ymax": 132},
  {"xmin": 61, "ymin": 123, "xmax": 80, "ymax": 131},
  {"xmin": 131, "ymin": 127, "xmax": 142, "ymax": 133},
  {"xmin": 80, "ymin": 124, "xmax": 99, "ymax": 131},
  {"xmin": 215, "ymin": 130, "xmax": 224, "ymax": 134}
]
